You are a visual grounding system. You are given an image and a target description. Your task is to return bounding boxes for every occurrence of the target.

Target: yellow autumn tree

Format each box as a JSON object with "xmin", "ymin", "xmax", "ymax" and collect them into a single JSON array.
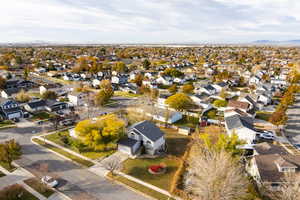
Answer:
[{"xmin": 74, "ymin": 114, "xmax": 125, "ymax": 151}]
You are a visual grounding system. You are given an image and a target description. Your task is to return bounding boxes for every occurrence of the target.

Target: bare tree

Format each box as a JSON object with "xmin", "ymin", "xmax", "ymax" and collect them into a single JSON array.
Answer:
[
  {"xmin": 265, "ymin": 173, "xmax": 300, "ymax": 200},
  {"xmin": 101, "ymin": 157, "xmax": 122, "ymax": 176},
  {"xmin": 185, "ymin": 147, "xmax": 248, "ymax": 200}
]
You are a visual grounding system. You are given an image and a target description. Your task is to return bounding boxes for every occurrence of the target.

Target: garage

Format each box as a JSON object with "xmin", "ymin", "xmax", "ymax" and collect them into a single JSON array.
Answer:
[
  {"xmin": 118, "ymin": 138, "xmax": 140, "ymax": 155},
  {"xmin": 7, "ymin": 112, "xmax": 22, "ymax": 120}
]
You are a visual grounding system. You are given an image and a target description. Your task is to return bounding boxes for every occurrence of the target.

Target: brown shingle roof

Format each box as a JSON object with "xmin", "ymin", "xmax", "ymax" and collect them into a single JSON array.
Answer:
[{"xmin": 228, "ymin": 100, "xmax": 250, "ymax": 110}]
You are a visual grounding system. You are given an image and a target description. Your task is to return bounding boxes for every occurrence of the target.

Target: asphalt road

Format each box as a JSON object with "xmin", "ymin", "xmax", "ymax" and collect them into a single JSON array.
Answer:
[
  {"xmin": 285, "ymin": 93, "xmax": 300, "ymax": 144},
  {"xmin": 0, "ymin": 121, "xmax": 148, "ymax": 200}
]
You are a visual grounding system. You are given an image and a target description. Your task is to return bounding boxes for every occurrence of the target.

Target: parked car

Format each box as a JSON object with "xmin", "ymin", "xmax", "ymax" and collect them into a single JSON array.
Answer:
[
  {"xmin": 41, "ymin": 176, "xmax": 58, "ymax": 188},
  {"xmin": 59, "ymin": 119, "xmax": 75, "ymax": 126},
  {"xmin": 294, "ymin": 144, "xmax": 300, "ymax": 150},
  {"xmin": 259, "ymin": 133, "xmax": 275, "ymax": 140}
]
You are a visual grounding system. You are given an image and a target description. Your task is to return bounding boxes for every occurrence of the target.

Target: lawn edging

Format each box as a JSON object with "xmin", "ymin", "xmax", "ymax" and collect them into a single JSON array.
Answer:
[{"xmin": 107, "ymin": 173, "xmax": 175, "ymax": 200}]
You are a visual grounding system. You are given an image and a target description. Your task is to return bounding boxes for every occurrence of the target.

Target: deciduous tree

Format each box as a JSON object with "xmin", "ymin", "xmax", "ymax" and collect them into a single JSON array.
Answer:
[{"xmin": 165, "ymin": 93, "xmax": 194, "ymax": 112}]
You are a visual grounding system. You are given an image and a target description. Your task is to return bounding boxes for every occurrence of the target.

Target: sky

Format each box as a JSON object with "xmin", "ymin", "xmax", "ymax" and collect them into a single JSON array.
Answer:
[{"xmin": 1, "ymin": 0, "xmax": 300, "ymax": 43}]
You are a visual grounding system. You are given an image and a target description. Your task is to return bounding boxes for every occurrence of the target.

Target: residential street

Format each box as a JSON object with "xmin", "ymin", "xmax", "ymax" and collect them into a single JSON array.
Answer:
[
  {"xmin": 0, "ymin": 121, "xmax": 148, "ymax": 200},
  {"xmin": 285, "ymin": 93, "xmax": 300, "ymax": 144}
]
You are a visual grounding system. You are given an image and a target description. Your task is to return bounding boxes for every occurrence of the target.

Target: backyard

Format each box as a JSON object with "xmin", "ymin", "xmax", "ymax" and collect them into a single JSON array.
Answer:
[
  {"xmin": 44, "ymin": 131, "xmax": 115, "ymax": 160},
  {"xmin": 121, "ymin": 128, "xmax": 190, "ymax": 191},
  {"xmin": 255, "ymin": 111, "xmax": 273, "ymax": 121}
]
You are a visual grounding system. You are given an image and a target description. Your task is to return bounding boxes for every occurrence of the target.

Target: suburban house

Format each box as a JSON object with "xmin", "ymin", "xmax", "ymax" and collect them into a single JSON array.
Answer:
[
  {"xmin": 24, "ymin": 99, "xmax": 47, "ymax": 113},
  {"xmin": 68, "ymin": 92, "xmax": 88, "ymax": 106},
  {"xmin": 137, "ymin": 106, "xmax": 182, "ymax": 124},
  {"xmin": 227, "ymin": 100, "xmax": 251, "ymax": 113},
  {"xmin": 157, "ymin": 94, "xmax": 172, "ymax": 108},
  {"xmin": 249, "ymin": 76, "xmax": 261, "ymax": 85},
  {"xmin": 212, "ymin": 82, "xmax": 228, "ymax": 93},
  {"xmin": 156, "ymin": 76, "xmax": 173, "ymax": 86},
  {"xmin": 118, "ymin": 120, "xmax": 166, "ymax": 156},
  {"xmin": 1, "ymin": 88, "xmax": 20, "ymax": 99},
  {"xmin": 224, "ymin": 114, "xmax": 257, "ymax": 144},
  {"xmin": 197, "ymin": 85, "xmax": 217, "ymax": 95},
  {"xmin": 0, "ymin": 100, "xmax": 23, "ymax": 119},
  {"xmin": 247, "ymin": 153, "xmax": 300, "ymax": 191},
  {"xmin": 45, "ymin": 100, "xmax": 68, "ymax": 112}
]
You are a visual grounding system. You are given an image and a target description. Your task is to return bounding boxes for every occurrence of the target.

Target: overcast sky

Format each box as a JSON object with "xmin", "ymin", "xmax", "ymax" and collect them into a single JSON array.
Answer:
[{"xmin": 1, "ymin": 0, "xmax": 300, "ymax": 43}]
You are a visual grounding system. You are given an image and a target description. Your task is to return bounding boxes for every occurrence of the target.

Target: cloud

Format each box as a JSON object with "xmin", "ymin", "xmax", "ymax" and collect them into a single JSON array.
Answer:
[{"xmin": 0, "ymin": 0, "xmax": 300, "ymax": 43}]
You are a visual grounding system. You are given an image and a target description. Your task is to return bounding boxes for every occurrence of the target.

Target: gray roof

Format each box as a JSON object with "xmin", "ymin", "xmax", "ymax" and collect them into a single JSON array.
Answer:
[
  {"xmin": 225, "ymin": 114, "xmax": 255, "ymax": 130},
  {"xmin": 27, "ymin": 99, "xmax": 46, "ymax": 108},
  {"xmin": 131, "ymin": 120, "xmax": 164, "ymax": 142},
  {"xmin": 118, "ymin": 138, "xmax": 139, "ymax": 147}
]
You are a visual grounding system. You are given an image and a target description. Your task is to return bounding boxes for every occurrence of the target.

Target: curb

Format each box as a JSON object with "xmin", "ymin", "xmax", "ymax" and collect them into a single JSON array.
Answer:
[
  {"xmin": 31, "ymin": 137, "xmax": 84, "ymax": 167},
  {"xmin": 106, "ymin": 175, "xmax": 155, "ymax": 200}
]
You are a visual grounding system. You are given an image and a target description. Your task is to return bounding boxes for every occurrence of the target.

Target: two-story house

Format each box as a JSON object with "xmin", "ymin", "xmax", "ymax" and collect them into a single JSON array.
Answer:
[
  {"xmin": 0, "ymin": 100, "xmax": 23, "ymax": 119},
  {"xmin": 118, "ymin": 121, "xmax": 166, "ymax": 156}
]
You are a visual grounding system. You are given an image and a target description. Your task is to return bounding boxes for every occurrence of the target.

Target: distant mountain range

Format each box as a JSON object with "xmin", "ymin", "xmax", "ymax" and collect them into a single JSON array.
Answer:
[{"xmin": 252, "ymin": 40, "xmax": 300, "ymax": 45}]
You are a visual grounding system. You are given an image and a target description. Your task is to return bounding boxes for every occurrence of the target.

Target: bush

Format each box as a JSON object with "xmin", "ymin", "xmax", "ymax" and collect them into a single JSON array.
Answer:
[{"xmin": 213, "ymin": 99, "xmax": 228, "ymax": 107}]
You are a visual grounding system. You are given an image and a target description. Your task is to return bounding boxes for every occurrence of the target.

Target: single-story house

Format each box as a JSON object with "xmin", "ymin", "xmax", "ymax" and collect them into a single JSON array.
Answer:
[{"xmin": 24, "ymin": 99, "xmax": 47, "ymax": 113}]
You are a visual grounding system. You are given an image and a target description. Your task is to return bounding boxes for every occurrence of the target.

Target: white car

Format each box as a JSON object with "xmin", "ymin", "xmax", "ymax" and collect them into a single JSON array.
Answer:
[
  {"xmin": 41, "ymin": 176, "xmax": 58, "ymax": 188},
  {"xmin": 259, "ymin": 133, "xmax": 275, "ymax": 140}
]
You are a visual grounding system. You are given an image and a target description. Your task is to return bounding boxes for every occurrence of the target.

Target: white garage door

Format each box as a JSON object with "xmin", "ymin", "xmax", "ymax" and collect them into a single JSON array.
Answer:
[
  {"xmin": 8, "ymin": 112, "xmax": 21, "ymax": 119},
  {"xmin": 118, "ymin": 145, "xmax": 131, "ymax": 155}
]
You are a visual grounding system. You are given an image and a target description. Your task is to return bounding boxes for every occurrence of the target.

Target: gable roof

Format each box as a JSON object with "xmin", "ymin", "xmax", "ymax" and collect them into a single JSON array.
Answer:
[
  {"xmin": 228, "ymin": 100, "xmax": 250, "ymax": 110},
  {"xmin": 254, "ymin": 154, "xmax": 300, "ymax": 183},
  {"xmin": 225, "ymin": 114, "xmax": 255, "ymax": 130},
  {"xmin": 130, "ymin": 120, "xmax": 164, "ymax": 142},
  {"xmin": 27, "ymin": 99, "xmax": 46, "ymax": 108}
]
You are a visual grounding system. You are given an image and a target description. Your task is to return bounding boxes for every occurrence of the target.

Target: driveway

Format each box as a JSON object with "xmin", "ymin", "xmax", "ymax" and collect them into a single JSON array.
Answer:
[
  {"xmin": 0, "ymin": 122, "xmax": 148, "ymax": 200},
  {"xmin": 285, "ymin": 93, "xmax": 300, "ymax": 144}
]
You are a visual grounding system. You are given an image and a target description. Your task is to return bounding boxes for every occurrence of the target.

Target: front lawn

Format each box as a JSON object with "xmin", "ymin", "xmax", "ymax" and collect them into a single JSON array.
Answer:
[
  {"xmin": 32, "ymin": 138, "xmax": 94, "ymax": 167},
  {"xmin": 0, "ymin": 184, "xmax": 38, "ymax": 200},
  {"xmin": 0, "ymin": 161, "xmax": 17, "ymax": 172},
  {"xmin": 44, "ymin": 131, "xmax": 115, "ymax": 160},
  {"xmin": 24, "ymin": 178, "xmax": 54, "ymax": 198},
  {"xmin": 30, "ymin": 112, "xmax": 53, "ymax": 121},
  {"xmin": 122, "ymin": 157, "xmax": 180, "ymax": 191},
  {"xmin": 0, "ymin": 120, "xmax": 15, "ymax": 128},
  {"xmin": 114, "ymin": 91, "xmax": 141, "ymax": 98},
  {"xmin": 122, "ymin": 128, "xmax": 190, "ymax": 191},
  {"xmin": 255, "ymin": 111, "xmax": 272, "ymax": 121}
]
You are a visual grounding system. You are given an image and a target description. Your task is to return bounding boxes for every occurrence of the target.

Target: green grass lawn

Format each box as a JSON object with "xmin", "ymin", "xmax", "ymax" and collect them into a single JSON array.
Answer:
[
  {"xmin": 32, "ymin": 138, "xmax": 94, "ymax": 167},
  {"xmin": 122, "ymin": 157, "xmax": 180, "ymax": 191},
  {"xmin": 44, "ymin": 131, "xmax": 115, "ymax": 160},
  {"xmin": 0, "ymin": 161, "xmax": 17, "ymax": 172},
  {"xmin": 30, "ymin": 112, "xmax": 53, "ymax": 121},
  {"xmin": 0, "ymin": 184, "xmax": 39, "ymax": 200},
  {"xmin": 108, "ymin": 173, "xmax": 174, "ymax": 200},
  {"xmin": 174, "ymin": 115, "xmax": 199, "ymax": 128},
  {"xmin": 114, "ymin": 91, "xmax": 141, "ymax": 98},
  {"xmin": 24, "ymin": 178, "xmax": 54, "ymax": 198},
  {"xmin": 0, "ymin": 120, "xmax": 15, "ymax": 128},
  {"xmin": 255, "ymin": 111, "xmax": 273, "ymax": 121},
  {"xmin": 122, "ymin": 128, "xmax": 190, "ymax": 191}
]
